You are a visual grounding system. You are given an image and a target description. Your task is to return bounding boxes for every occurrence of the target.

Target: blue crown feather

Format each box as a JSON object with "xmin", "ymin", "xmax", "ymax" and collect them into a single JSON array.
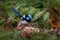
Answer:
[{"xmin": 22, "ymin": 14, "xmax": 32, "ymax": 22}]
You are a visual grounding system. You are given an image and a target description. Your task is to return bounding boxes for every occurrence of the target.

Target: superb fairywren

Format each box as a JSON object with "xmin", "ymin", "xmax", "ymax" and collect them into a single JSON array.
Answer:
[
  {"xmin": 12, "ymin": 7, "xmax": 32, "ymax": 22},
  {"xmin": 22, "ymin": 14, "xmax": 32, "ymax": 22}
]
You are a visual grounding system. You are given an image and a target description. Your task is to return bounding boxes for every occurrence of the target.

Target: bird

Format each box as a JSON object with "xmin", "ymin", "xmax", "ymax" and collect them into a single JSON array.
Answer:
[
  {"xmin": 22, "ymin": 14, "xmax": 32, "ymax": 22},
  {"xmin": 12, "ymin": 7, "xmax": 32, "ymax": 22}
]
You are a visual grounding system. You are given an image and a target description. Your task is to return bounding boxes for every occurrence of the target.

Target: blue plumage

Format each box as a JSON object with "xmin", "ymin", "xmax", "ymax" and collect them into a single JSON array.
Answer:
[
  {"xmin": 12, "ymin": 7, "xmax": 21, "ymax": 17},
  {"xmin": 12, "ymin": 7, "xmax": 32, "ymax": 22},
  {"xmin": 22, "ymin": 14, "xmax": 32, "ymax": 22}
]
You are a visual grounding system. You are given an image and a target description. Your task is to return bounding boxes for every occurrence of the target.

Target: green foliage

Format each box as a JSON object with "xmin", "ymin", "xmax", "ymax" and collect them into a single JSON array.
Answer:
[
  {"xmin": 0, "ymin": 30, "xmax": 21, "ymax": 40},
  {"xmin": 0, "ymin": 30, "xmax": 57, "ymax": 40},
  {"xmin": 0, "ymin": 17, "xmax": 6, "ymax": 29},
  {"xmin": 48, "ymin": 0, "xmax": 60, "ymax": 7},
  {"xmin": 0, "ymin": 0, "xmax": 60, "ymax": 40},
  {"xmin": 42, "ymin": 12, "xmax": 50, "ymax": 21},
  {"xmin": 31, "ymin": 31, "xmax": 57, "ymax": 40},
  {"xmin": 1, "ymin": 0, "xmax": 51, "ymax": 30}
]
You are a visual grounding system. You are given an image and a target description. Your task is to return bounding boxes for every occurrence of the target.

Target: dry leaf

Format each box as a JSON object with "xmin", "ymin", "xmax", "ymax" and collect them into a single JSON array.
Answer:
[{"xmin": 20, "ymin": 27, "xmax": 39, "ymax": 37}]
